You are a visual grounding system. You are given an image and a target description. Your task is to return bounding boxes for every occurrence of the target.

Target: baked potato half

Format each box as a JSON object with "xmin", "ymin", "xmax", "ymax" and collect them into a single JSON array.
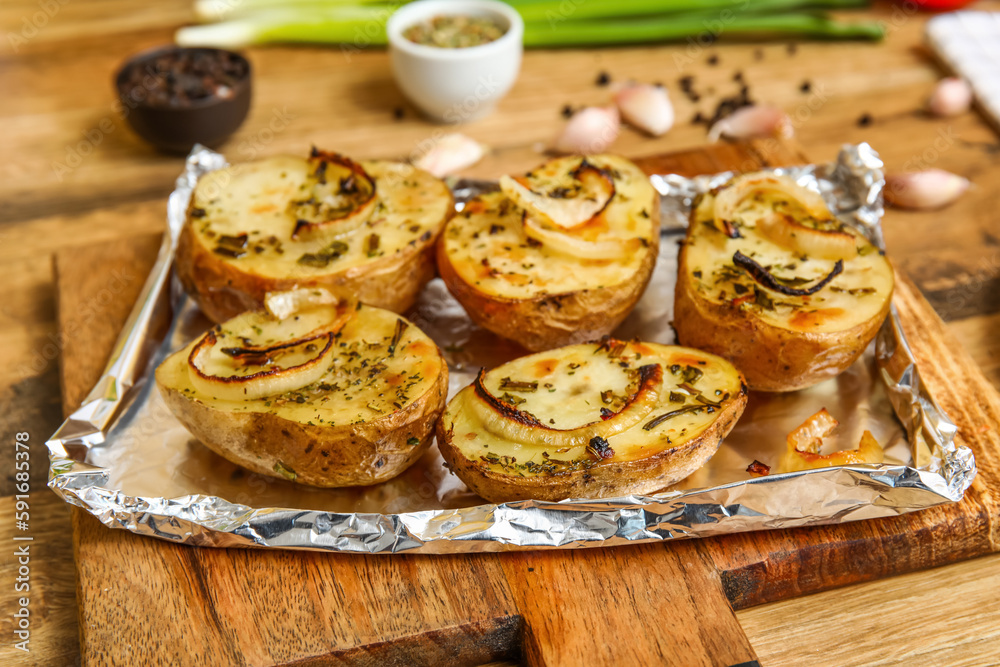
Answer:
[
  {"xmin": 176, "ymin": 149, "xmax": 453, "ymax": 323},
  {"xmin": 155, "ymin": 291, "xmax": 448, "ymax": 487},
  {"xmin": 437, "ymin": 339, "xmax": 747, "ymax": 502},
  {"xmin": 674, "ymin": 172, "xmax": 893, "ymax": 392},
  {"xmin": 437, "ymin": 155, "xmax": 660, "ymax": 352}
]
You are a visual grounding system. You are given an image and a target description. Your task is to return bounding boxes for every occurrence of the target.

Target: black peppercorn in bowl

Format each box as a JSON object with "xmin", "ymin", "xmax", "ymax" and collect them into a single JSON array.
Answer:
[{"xmin": 115, "ymin": 46, "xmax": 252, "ymax": 154}]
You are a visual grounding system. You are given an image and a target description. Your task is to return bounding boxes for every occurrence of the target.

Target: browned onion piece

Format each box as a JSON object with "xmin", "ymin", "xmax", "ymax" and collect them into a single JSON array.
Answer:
[
  {"xmin": 756, "ymin": 211, "xmax": 857, "ymax": 262},
  {"xmin": 291, "ymin": 149, "xmax": 377, "ymax": 240},
  {"xmin": 713, "ymin": 173, "xmax": 830, "ymax": 235},
  {"xmin": 500, "ymin": 159, "xmax": 616, "ymax": 230},
  {"xmin": 733, "ymin": 251, "xmax": 843, "ymax": 297},
  {"xmin": 470, "ymin": 363, "xmax": 663, "ymax": 448},
  {"xmin": 187, "ymin": 330, "xmax": 335, "ymax": 401}
]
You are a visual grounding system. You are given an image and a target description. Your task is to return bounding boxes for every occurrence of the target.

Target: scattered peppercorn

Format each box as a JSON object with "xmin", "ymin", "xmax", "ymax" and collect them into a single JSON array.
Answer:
[
  {"xmin": 707, "ymin": 54, "xmax": 719, "ymax": 66},
  {"xmin": 800, "ymin": 80, "xmax": 812, "ymax": 94},
  {"xmin": 857, "ymin": 113, "xmax": 873, "ymax": 127},
  {"xmin": 561, "ymin": 104, "xmax": 574, "ymax": 118},
  {"xmin": 595, "ymin": 71, "xmax": 611, "ymax": 86},
  {"xmin": 392, "ymin": 107, "xmax": 405, "ymax": 120},
  {"xmin": 119, "ymin": 48, "xmax": 248, "ymax": 107},
  {"xmin": 733, "ymin": 71, "xmax": 744, "ymax": 83}
]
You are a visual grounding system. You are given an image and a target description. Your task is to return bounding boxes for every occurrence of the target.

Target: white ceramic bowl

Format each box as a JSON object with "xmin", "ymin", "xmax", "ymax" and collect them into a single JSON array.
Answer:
[{"xmin": 387, "ymin": 0, "xmax": 523, "ymax": 123}]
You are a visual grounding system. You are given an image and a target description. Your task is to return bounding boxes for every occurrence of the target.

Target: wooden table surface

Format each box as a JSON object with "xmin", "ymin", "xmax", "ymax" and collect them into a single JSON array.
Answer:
[{"xmin": 1, "ymin": 1, "xmax": 999, "ymax": 665}]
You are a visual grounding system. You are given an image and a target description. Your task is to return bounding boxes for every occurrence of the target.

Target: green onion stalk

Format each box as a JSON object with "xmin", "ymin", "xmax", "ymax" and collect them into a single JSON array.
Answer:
[{"xmin": 176, "ymin": 0, "xmax": 883, "ymax": 49}]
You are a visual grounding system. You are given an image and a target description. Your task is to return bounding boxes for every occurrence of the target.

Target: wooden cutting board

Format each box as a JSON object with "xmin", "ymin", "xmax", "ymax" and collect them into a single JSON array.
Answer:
[{"xmin": 56, "ymin": 140, "xmax": 1000, "ymax": 666}]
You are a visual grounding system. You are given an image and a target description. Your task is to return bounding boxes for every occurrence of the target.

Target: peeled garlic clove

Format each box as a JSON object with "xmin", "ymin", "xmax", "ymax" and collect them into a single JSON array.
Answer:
[
  {"xmin": 707, "ymin": 105, "xmax": 793, "ymax": 142},
  {"xmin": 614, "ymin": 83, "xmax": 674, "ymax": 137},
  {"xmin": 413, "ymin": 133, "xmax": 485, "ymax": 178},
  {"xmin": 929, "ymin": 77, "xmax": 973, "ymax": 117},
  {"xmin": 553, "ymin": 106, "xmax": 620, "ymax": 154},
  {"xmin": 884, "ymin": 169, "xmax": 969, "ymax": 210}
]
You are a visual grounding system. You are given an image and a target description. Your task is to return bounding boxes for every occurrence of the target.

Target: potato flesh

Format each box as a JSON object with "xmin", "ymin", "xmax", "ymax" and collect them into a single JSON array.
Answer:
[
  {"xmin": 683, "ymin": 190, "xmax": 893, "ymax": 334},
  {"xmin": 442, "ymin": 155, "xmax": 657, "ymax": 299},
  {"xmin": 444, "ymin": 343, "xmax": 745, "ymax": 472},
  {"xmin": 157, "ymin": 305, "xmax": 443, "ymax": 426},
  {"xmin": 188, "ymin": 156, "xmax": 451, "ymax": 279}
]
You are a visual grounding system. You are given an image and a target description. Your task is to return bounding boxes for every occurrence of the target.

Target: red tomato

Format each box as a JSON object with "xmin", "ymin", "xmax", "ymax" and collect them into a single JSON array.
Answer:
[{"xmin": 906, "ymin": 0, "xmax": 977, "ymax": 10}]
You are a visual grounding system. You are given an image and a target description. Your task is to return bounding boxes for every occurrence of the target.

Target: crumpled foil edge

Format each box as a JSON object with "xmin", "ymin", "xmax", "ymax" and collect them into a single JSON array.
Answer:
[{"xmin": 45, "ymin": 143, "xmax": 976, "ymax": 554}]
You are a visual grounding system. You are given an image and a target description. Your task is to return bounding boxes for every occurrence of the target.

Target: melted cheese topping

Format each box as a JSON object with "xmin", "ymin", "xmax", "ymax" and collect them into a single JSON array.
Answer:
[
  {"xmin": 442, "ymin": 155, "xmax": 658, "ymax": 298},
  {"xmin": 188, "ymin": 156, "xmax": 451, "ymax": 278},
  {"xmin": 156, "ymin": 305, "xmax": 443, "ymax": 426},
  {"xmin": 443, "ymin": 342, "xmax": 744, "ymax": 475},
  {"xmin": 682, "ymin": 184, "xmax": 893, "ymax": 334}
]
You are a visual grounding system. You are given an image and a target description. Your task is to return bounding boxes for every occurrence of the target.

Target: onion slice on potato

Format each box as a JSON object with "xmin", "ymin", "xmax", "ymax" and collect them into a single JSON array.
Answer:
[
  {"xmin": 185, "ymin": 301, "xmax": 353, "ymax": 402},
  {"xmin": 290, "ymin": 150, "xmax": 377, "ymax": 240},
  {"xmin": 714, "ymin": 173, "xmax": 856, "ymax": 261},
  {"xmin": 522, "ymin": 214, "xmax": 639, "ymax": 260},
  {"xmin": 469, "ymin": 363, "xmax": 663, "ymax": 448},
  {"xmin": 755, "ymin": 212, "xmax": 857, "ymax": 261},
  {"xmin": 187, "ymin": 329, "xmax": 336, "ymax": 401},
  {"xmin": 500, "ymin": 159, "xmax": 615, "ymax": 230}
]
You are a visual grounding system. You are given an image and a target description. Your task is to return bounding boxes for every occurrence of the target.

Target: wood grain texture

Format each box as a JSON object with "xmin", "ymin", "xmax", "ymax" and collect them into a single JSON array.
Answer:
[
  {"xmin": 737, "ymin": 552, "xmax": 1000, "ymax": 666},
  {"xmin": 502, "ymin": 543, "xmax": 757, "ymax": 667},
  {"xmin": 0, "ymin": 494, "xmax": 79, "ymax": 667}
]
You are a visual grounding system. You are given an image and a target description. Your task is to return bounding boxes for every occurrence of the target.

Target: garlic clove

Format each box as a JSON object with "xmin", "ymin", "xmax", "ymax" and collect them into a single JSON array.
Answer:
[
  {"xmin": 884, "ymin": 169, "xmax": 969, "ymax": 210},
  {"xmin": 614, "ymin": 83, "xmax": 674, "ymax": 137},
  {"xmin": 707, "ymin": 105, "xmax": 793, "ymax": 142},
  {"xmin": 413, "ymin": 133, "xmax": 486, "ymax": 178},
  {"xmin": 928, "ymin": 77, "xmax": 973, "ymax": 117},
  {"xmin": 553, "ymin": 106, "xmax": 620, "ymax": 154}
]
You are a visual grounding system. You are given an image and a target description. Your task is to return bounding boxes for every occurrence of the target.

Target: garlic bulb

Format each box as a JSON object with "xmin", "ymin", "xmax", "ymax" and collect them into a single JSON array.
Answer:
[
  {"xmin": 553, "ymin": 106, "xmax": 620, "ymax": 154},
  {"xmin": 884, "ymin": 170, "xmax": 969, "ymax": 210},
  {"xmin": 614, "ymin": 83, "xmax": 674, "ymax": 137}
]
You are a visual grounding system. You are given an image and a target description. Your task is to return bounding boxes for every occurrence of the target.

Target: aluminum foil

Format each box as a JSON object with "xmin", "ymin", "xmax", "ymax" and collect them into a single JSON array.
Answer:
[{"xmin": 46, "ymin": 144, "xmax": 976, "ymax": 553}]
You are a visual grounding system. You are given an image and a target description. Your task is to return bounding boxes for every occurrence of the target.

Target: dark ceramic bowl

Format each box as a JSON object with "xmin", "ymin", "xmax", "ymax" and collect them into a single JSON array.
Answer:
[{"xmin": 115, "ymin": 46, "xmax": 252, "ymax": 154}]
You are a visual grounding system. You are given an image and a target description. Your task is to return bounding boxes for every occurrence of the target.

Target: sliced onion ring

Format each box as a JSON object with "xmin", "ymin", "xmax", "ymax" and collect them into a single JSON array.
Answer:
[
  {"xmin": 755, "ymin": 211, "xmax": 858, "ymax": 261},
  {"xmin": 522, "ymin": 213, "xmax": 639, "ymax": 260},
  {"xmin": 188, "ymin": 330, "xmax": 335, "ymax": 401},
  {"xmin": 714, "ymin": 173, "xmax": 830, "ymax": 229},
  {"xmin": 500, "ymin": 159, "xmax": 615, "ymax": 230},
  {"xmin": 290, "ymin": 150, "xmax": 377, "ymax": 240},
  {"xmin": 780, "ymin": 427, "xmax": 884, "ymax": 473},
  {"xmin": 717, "ymin": 174, "xmax": 857, "ymax": 260},
  {"xmin": 469, "ymin": 363, "xmax": 663, "ymax": 448},
  {"xmin": 713, "ymin": 173, "xmax": 858, "ymax": 260}
]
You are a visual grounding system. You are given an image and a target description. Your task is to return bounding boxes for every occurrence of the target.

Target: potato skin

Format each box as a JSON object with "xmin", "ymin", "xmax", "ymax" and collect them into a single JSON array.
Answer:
[
  {"xmin": 157, "ymin": 363, "xmax": 448, "ymax": 488},
  {"xmin": 435, "ymin": 206, "xmax": 659, "ymax": 353},
  {"xmin": 437, "ymin": 383, "xmax": 745, "ymax": 503},
  {"xmin": 673, "ymin": 251, "xmax": 892, "ymax": 393},
  {"xmin": 176, "ymin": 218, "xmax": 445, "ymax": 324}
]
